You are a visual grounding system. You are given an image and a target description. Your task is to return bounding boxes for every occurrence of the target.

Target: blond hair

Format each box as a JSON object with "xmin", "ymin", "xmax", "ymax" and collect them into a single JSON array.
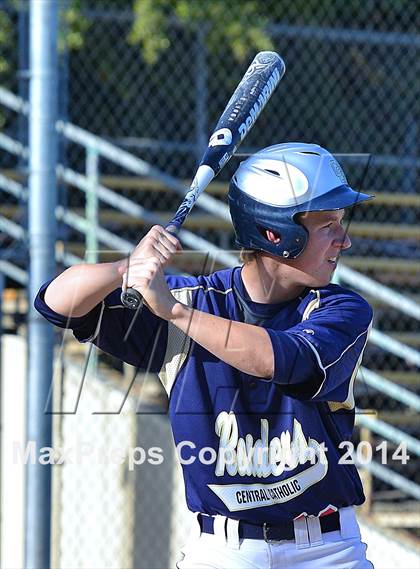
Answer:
[{"xmin": 239, "ymin": 249, "xmax": 259, "ymax": 264}]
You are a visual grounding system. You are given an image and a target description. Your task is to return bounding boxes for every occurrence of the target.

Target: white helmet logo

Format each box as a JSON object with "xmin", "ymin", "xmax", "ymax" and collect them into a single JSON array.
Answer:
[
  {"xmin": 209, "ymin": 128, "xmax": 233, "ymax": 147},
  {"xmin": 329, "ymin": 159, "xmax": 347, "ymax": 184},
  {"xmin": 238, "ymin": 159, "xmax": 309, "ymax": 206}
]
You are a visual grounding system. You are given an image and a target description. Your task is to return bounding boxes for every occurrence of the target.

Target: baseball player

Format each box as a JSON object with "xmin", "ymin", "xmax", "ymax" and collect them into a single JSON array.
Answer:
[{"xmin": 35, "ymin": 143, "xmax": 374, "ymax": 568}]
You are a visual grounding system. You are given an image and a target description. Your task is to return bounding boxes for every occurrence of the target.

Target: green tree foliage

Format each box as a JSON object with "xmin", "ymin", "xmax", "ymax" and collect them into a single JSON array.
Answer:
[
  {"xmin": 0, "ymin": 4, "xmax": 15, "ymax": 129},
  {"xmin": 127, "ymin": 0, "xmax": 418, "ymax": 65},
  {"xmin": 58, "ymin": 0, "xmax": 90, "ymax": 52},
  {"xmin": 129, "ymin": 0, "xmax": 273, "ymax": 64},
  {"xmin": 0, "ymin": 0, "xmax": 89, "ymax": 85},
  {"xmin": 0, "ymin": 7, "xmax": 13, "ymax": 79},
  {"xmin": 0, "ymin": 0, "xmax": 89, "ymax": 129}
]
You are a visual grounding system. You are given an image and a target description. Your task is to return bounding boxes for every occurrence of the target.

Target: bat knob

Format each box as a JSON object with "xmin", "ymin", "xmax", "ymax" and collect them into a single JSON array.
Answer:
[{"xmin": 121, "ymin": 288, "xmax": 143, "ymax": 310}]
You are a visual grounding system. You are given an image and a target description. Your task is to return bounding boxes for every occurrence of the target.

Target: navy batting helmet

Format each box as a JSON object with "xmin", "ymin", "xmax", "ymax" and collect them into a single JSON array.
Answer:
[{"xmin": 228, "ymin": 142, "xmax": 373, "ymax": 259}]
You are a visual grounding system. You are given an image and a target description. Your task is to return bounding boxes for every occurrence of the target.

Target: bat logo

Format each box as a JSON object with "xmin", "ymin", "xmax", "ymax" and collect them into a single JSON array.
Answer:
[
  {"xmin": 244, "ymin": 61, "xmax": 268, "ymax": 79},
  {"xmin": 209, "ymin": 128, "xmax": 233, "ymax": 147},
  {"xmin": 219, "ymin": 151, "xmax": 233, "ymax": 169},
  {"xmin": 238, "ymin": 66, "xmax": 281, "ymax": 141},
  {"xmin": 243, "ymin": 53, "xmax": 279, "ymax": 79}
]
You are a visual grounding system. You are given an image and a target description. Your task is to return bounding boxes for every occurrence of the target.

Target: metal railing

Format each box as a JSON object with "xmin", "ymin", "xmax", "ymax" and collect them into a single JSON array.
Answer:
[
  {"xmin": 336, "ymin": 265, "xmax": 420, "ymax": 322},
  {"xmin": 358, "ymin": 367, "xmax": 420, "ymax": 411},
  {"xmin": 1, "ymin": 86, "xmax": 419, "ymax": 361},
  {"xmin": 0, "ymin": 86, "xmax": 419, "ymax": 505},
  {"xmin": 355, "ymin": 412, "xmax": 420, "ymax": 501}
]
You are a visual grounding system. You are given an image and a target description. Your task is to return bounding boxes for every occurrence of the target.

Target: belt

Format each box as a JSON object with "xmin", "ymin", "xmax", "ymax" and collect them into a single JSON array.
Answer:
[{"xmin": 198, "ymin": 511, "xmax": 340, "ymax": 542}]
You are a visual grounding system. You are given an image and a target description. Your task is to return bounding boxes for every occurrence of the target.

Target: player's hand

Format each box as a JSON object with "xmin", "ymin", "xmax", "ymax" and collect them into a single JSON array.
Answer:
[
  {"xmin": 119, "ymin": 225, "xmax": 182, "ymax": 318},
  {"xmin": 127, "ymin": 224, "xmax": 182, "ymax": 265}
]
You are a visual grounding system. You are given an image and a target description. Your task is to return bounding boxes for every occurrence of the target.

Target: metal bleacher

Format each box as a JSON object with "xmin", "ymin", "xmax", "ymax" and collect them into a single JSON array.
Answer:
[{"xmin": 0, "ymin": 86, "xmax": 419, "ymax": 536}]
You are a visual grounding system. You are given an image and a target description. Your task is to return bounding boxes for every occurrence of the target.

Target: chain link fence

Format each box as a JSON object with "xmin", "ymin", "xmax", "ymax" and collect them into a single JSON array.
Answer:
[
  {"xmin": 0, "ymin": 1, "xmax": 419, "ymax": 567},
  {"xmin": 50, "ymin": 356, "xmax": 193, "ymax": 569},
  {"xmin": 2, "ymin": 1, "xmax": 418, "ymax": 262}
]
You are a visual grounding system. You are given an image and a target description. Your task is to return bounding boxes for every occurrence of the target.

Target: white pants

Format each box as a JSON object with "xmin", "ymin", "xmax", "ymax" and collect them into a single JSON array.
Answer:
[{"xmin": 177, "ymin": 508, "xmax": 374, "ymax": 569}]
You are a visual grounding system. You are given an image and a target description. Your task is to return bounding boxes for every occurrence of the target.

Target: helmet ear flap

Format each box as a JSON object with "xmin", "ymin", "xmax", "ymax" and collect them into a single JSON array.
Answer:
[{"xmin": 228, "ymin": 179, "xmax": 310, "ymax": 259}]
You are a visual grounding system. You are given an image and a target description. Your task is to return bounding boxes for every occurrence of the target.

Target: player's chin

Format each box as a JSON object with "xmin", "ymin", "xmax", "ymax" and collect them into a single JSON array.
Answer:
[
  {"xmin": 308, "ymin": 277, "xmax": 332, "ymax": 289},
  {"xmin": 307, "ymin": 268, "xmax": 335, "ymax": 288}
]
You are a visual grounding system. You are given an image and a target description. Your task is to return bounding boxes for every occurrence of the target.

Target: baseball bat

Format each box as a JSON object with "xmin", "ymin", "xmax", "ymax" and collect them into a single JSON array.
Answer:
[{"xmin": 121, "ymin": 51, "xmax": 286, "ymax": 309}]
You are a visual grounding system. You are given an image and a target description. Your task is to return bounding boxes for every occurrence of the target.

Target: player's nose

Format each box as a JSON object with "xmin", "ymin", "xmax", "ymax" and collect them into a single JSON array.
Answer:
[
  {"xmin": 333, "ymin": 226, "xmax": 351, "ymax": 251},
  {"xmin": 334, "ymin": 226, "xmax": 351, "ymax": 250}
]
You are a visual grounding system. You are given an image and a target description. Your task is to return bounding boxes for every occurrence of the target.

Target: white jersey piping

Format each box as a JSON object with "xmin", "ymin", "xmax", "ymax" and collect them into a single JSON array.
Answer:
[
  {"xmin": 170, "ymin": 285, "xmax": 233, "ymax": 296},
  {"xmin": 328, "ymin": 322, "xmax": 372, "ymax": 411},
  {"xmin": 324, "ymin": 326, "xmax": 372, "ymax": 370},
  {"xmin": 296, "ymin": 323, "xmax": 371, "ymax": 400}
]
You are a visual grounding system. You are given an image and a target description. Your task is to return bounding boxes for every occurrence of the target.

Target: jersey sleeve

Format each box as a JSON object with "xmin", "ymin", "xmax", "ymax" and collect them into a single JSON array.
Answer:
[
  {"xmin": 34, "ymin": 280, "xmax": 168, "ymax": 372},
  {"xmin": 266, "ymin": 291, "xmax": 373, "ymax": 405}
]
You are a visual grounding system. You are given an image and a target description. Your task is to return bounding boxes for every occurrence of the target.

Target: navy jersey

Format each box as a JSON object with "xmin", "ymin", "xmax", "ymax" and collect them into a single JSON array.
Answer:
[{"xmin": 35, "ymin": 267, "xmax": 373, "ymax": 523}]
